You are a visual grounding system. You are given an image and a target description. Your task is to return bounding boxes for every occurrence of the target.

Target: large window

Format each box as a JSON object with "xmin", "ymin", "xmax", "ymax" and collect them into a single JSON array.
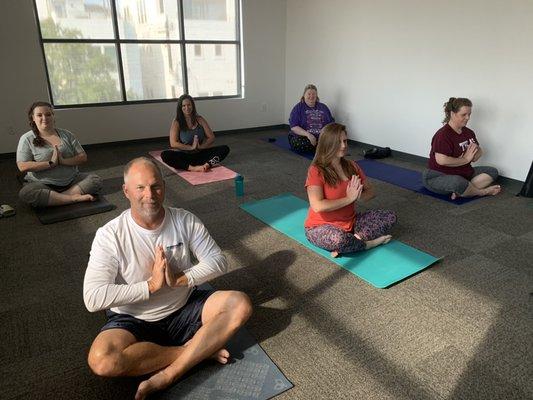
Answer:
[{"xmin": 34, "ymin": 0, "xmax": 241, "ymax": 107}]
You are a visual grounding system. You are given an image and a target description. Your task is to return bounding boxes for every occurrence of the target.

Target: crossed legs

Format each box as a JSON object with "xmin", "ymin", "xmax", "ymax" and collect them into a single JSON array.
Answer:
[
  {"xmin": 422, "ymin": 167, "xmax": 500, "ymax": 199},
  {"xmin": 87, "ymin": 290, "xmax": 252, "ymax": 400},
  {"xmin": 305, "ymin": 209, "xmax": 396, "ymax": 257},
  {"xmin": 19, "ymin": 173, "xmax": 102, "ymax": 207},
  {"xmin": 458, "ymin": 173, "xmax": 501, "ymax": 199},
  {"xmin": 160, "ymin": 146, "xmax": 230, "ymax": 172}
]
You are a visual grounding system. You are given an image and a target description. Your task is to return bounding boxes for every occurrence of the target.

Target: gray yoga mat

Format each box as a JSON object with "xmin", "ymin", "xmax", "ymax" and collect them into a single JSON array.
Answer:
[
  {"xmin": 154, "ymin": 328, "xmax": 292, "ymax": 400},
  {"xmin": 35, "ymin": 196, "xmax": 115, "ymax": 224},
  {"xmin": 154, "ymin": 285, "xmax": 293, "ymax": 400}
]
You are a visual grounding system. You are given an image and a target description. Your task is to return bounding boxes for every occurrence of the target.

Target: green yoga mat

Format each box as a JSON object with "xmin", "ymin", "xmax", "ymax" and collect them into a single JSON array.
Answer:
[{"xmin": 240, "ymin": 193, "xmax": 440, "ymax": 288}]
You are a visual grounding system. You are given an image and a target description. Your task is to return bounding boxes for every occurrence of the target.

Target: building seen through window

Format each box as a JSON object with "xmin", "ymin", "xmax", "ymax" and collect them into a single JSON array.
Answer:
[{"xmin": 35, "ymin": 0, "xmax": 241, "ymax": 107}]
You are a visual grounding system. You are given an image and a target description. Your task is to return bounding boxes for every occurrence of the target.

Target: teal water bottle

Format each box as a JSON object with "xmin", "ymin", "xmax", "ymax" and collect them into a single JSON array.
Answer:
[{"xmin": 235, "ymin": 175, "xmax": 244, "ymax": 196}]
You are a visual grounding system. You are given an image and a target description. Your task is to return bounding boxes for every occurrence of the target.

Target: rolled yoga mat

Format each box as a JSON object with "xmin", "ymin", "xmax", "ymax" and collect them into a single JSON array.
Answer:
[
  {"xmin": 240, "ymin": 193, "xmax": 441, "ymax": 288},
  {"xmin": 154, "ymin": 285, "xmax": 293, "ymax": 400},
  {"xmin": 35, "ymin": 195, "xmax": 115, "ymax": 224},
  {"xmin": 149, "ymin": 150, "xmax": 238, "ymax": 185}
]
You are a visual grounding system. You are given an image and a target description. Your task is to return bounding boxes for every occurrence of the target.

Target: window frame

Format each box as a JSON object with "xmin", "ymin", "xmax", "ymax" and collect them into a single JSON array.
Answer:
[{"xmin": 33, "ymin": 0, "xmax": 242, "ymax": 109}]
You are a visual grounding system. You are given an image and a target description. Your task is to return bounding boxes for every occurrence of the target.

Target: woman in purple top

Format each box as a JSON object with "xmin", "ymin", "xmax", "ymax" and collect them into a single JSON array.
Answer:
[
  {"xmin": 422, "ymin": 97, "xmax": 500, "ymax": 200},
  {"xmin": 288, "ymin": 84, "xmax": 334, "ymax": 153}
]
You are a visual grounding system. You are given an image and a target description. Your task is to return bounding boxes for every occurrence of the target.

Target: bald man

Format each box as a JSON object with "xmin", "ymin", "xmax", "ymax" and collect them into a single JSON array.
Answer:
[{"xmin": 83, "ymin": 157, "xmax": 252, "ymax": 399}]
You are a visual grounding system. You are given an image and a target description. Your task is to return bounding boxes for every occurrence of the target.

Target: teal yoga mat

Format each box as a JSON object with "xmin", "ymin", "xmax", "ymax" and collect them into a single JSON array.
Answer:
[{"xmin": 240, "ymin": 193, "xmax": 440, "ymax": 288}]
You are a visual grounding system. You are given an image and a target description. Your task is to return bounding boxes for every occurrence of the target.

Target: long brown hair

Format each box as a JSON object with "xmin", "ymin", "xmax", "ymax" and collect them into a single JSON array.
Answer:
[
  {"xmin": 442, "ymin": 97, "xmax": 472, "ymax": 123},
  {"xmin": 28, "ymin": 101, "xmax": 54, "ymax": 147},
  {"xmin": 312, "ymin": 123, "xmax": 357, "ymax": 187},
  {"xmin": 175, "ymin": 94, "xmax": 198, "ymax": 129}
]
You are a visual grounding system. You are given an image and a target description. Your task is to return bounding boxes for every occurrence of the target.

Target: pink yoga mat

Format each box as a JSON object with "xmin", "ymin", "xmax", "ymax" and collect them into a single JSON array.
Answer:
[{"xmin": 149, "ymin": 150, "xmax": 238, "ymax": 185}]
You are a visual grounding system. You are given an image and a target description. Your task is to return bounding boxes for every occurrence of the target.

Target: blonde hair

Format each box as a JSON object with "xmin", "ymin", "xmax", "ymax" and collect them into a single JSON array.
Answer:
[
  {"xmin": 312, "ymin": 123, "xmax": 357, "ymax": 186},
  {"xmin": 300, "ymin": 84, "xmax": 320, "ymax": 103}
]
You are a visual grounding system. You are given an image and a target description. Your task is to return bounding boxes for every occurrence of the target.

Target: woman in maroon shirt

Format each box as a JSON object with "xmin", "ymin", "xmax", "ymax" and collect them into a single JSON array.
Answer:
[{"xmin": 422, "ymin": 97, "xmax": 500, "ymax": 200}]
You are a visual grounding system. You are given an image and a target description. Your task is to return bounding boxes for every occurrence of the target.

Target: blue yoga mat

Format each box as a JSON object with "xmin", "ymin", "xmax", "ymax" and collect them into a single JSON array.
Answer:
[
  {"xmin": 240, "ymin": 193, "xmax": 440, "ymax": 288},
  {"xmin": 355, "ymin": 159, "xmax": 478, "ymax": 204},
  {"xmin": 262, "ymin": 135, "xmax": 314, "ymax": 160},
  {"xmin": 263, "ymin": 135, "xmax": 479, "ymax": 205}
]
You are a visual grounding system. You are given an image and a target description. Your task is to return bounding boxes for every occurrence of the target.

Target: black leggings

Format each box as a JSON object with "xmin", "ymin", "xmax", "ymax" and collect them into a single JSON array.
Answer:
[{"xmin": 160, "ymin": 145, "xmax": 230, "ymax": 170}]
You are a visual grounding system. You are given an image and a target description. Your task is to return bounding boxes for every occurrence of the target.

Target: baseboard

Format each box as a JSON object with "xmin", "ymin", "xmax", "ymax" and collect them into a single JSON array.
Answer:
[
  {"xmin": 1, "ymin": 128, "xmax": 526, "ymax": 186},
  {"xmin": 0, "ymin": 124, "xmax": 288, "ymax": 159},
  {"xmin": 216, "ymin": 124, "xmax": 288, "ymax": 135}
]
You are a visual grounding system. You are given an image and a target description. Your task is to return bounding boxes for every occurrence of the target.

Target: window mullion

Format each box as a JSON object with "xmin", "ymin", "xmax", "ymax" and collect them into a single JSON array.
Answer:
[
  {"xmin": 32, "ymin": 0, "xmax": 56, "ymax": 105},
  {"xmin": 110, "ymin": 0, "xmax": 127, "ymax": 102},
  {"xmin": 236, "ymin": 0, "xmax": 242, "ymax": 96},
  {"xmin": 178, "ymin": 0, "xmax": 189, "ymax": 95}
]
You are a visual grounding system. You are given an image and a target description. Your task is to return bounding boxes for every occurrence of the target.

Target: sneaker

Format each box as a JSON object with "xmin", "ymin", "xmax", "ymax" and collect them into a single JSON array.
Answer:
[
  {"xmin": 208, "ymin": 156, "xmax": 221, "ymax": 167},
  {"xmin": 0, "ymin": 204, "xmax": 16, "ymax": 218}
]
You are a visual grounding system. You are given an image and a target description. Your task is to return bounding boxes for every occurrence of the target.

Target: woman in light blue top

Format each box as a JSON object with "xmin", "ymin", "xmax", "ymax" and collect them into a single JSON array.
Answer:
[
  {"xmin": 16, "ymin": 101, "xmax": 102, "ymax": 207},
  {"xmin": 161, "ymin": 95, "xmax": 230, "ymax": 172}
]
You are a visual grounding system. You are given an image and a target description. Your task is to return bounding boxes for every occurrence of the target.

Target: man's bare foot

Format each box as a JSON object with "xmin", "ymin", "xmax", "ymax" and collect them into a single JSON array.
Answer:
[
  {"xmin": 135, "ymin": 370, "xmax": 173, "ymax": 400},
  {"xmin": 451, "ymin": 192, "xmax": 459, "ymax": 200},
  {"xmin": 330, "ymin": 250, "xmax": 340, "ymax": 258},
  {"xmin": 72, "ymin": 194, "xmax": 95, "ymax": 203},
  {"xmin": 365, "ymin": 235, "xmax": 392, "ymax": 250},
  {"xmin": 483, "ymin": 185, "xmax": 501, "ymax": 196},
  {"xmin": 133, "ymin": 349, "xmax": 230, "ymax": 399},
  {"xmin": 210, "ymin": 348, "xmax": 230, "ymax": 364}
]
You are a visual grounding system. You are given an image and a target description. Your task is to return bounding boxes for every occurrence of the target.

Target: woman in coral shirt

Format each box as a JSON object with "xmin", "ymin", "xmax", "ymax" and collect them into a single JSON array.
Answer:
[{"xmin": 305, "ymin": 123, "xmax": 396, "ymax": 257}]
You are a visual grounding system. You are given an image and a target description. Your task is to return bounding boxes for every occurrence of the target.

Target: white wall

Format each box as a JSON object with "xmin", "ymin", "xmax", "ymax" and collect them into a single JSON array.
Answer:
[
  {"xmin": 285, "ymin": 0, "xmax": 533, "ymax": 181},
  {"xmin": 0, "ymin": 0, "xmax": 286, "ymax": 153}
]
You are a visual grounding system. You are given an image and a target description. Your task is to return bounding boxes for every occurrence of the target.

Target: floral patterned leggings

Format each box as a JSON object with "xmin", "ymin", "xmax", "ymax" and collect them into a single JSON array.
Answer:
[
  {"xmin": 288, "ymin": 133, "xmax": 316, "ymax": 153},
  {"xmin": 305, "ymin": 209, "xmax": 397, "ymax": 254}
]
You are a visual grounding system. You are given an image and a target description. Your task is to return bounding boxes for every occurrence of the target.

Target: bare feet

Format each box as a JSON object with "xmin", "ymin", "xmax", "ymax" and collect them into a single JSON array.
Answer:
[
  {"xmin": 364, "ymin": 235, "xmax": 392, "ymax": 250},
  {"xmin": 135, "ymin": 370, "xmax": 173, "ymax": 400},
  {"xmin": 72, "ymin": 194, "xmax": 95, "ymax": 203},
  {"xmin": 134, "ymin": 349, "xmax": 230, "ymax": 399},
  {"xmin": 211, "ymin": 348, "xmax": 230, "ymax": 364},
  {"xmin": 451, "ymin": 192, "xmax": 458, "ymax": 200},
  {"xmin": 483, "ymin": 185, "xmax": 501, "ymax": 196},
  {"xmin": 188, "ymin": 163, "xmax": 211, "ymax": 173},
  {"xmin": 330, "ymin": 250, "xmax": 340, "ymax": 258}
]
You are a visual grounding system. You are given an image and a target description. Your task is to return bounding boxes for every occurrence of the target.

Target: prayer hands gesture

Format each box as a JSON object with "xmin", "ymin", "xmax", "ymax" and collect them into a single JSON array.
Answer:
[
  {"xmin": 462, "ymin": 142, "xmax": 478, "ymax": 163},
  {"xmin": 165, "ymin": 257, "xmax": 185, "ymax": 288},
  {"xmin": 346, "ymin": 174, "xmax": 363, "ymax": 202},
  {"xmin": 50, "ymin": 145, "xmax": 59, "ymax": 167},
  {"xmin": 191, "ymin": 135, "xmax": 199, "ymax": 150},
  {"xmin": 148, "ymin": 246, "xmax": 167, "ymax": 294}
]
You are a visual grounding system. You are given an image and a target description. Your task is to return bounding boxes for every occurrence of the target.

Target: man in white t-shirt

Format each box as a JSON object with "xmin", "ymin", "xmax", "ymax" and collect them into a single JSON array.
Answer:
[{"xmin": 83, "ymin": 157, "xmax": 252, "ymax": 400}]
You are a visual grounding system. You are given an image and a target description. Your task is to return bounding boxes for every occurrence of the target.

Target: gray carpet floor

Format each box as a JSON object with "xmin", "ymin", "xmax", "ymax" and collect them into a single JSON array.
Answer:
[{"xmin": 0, "ymin": 128, "xmax": 531, "ymax": 400}]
